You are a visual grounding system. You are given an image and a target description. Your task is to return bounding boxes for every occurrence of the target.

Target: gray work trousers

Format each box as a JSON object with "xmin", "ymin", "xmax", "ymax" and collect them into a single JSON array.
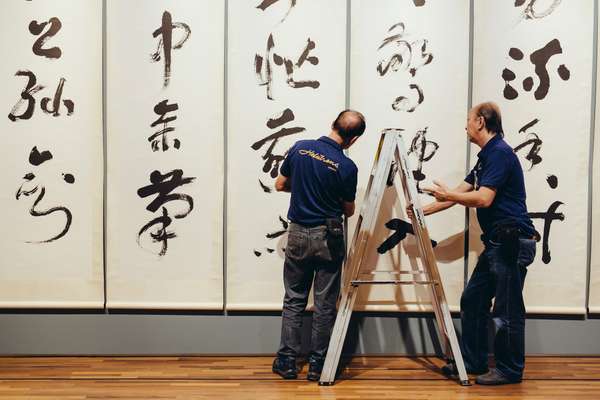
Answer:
[{"xmin": 277, "ymin": 222, "xmax": 345, "ymax": 362}]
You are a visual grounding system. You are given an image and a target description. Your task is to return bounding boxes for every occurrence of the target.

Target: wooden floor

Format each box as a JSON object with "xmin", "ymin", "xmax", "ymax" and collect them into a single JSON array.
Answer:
[{"xmin": 0, "ymin": 356, "xmax": 599, "ymax": 399}]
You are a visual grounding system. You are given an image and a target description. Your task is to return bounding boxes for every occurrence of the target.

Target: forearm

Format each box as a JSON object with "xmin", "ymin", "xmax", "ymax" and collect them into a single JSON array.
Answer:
[
  {"xmin": 446, "ymin": 190, "xmax": 489, "ymax": 208},
  {"xmin": 422, "ymin": 181, "xmax": 474, "ymax": 215},
  {"xmin": 422, "ymin": 200, "xmax": 456, "ymax": 216}
]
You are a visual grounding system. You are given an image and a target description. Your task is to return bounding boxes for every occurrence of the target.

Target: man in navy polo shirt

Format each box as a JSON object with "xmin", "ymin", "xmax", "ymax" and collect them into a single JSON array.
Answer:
[
  {"xmin": 420, "ymin": 102, "xmax": 537, "ymax": 385},
  {"xmin": 271, "ymin": 110, "xmax": 366, "ymax": 381}
]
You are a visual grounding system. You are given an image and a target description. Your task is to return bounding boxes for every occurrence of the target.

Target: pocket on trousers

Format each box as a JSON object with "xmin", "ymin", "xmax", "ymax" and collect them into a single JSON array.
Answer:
[
  {"xmin": 517, "ymin": 238, "xmax": 536, "ymax": 269},
  {"xmin": 286, "ymin": 231, "xmax": 306, "ymax": 260}
]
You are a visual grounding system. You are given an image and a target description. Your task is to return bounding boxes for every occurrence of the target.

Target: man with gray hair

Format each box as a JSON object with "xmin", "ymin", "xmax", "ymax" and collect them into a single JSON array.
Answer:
[{"xmin": 419, "ymin": 102, "xmax": 537, "ymax": 385}]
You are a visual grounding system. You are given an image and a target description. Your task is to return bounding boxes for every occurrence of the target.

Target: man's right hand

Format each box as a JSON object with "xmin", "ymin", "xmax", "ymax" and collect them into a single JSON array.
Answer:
[
  {"xmin": 343, "ymin": 201, "xmax": 355, "ymax": 218},
  {"xmin": 406, "ymin": 203, "xmax": 434, "ymax": 220},
  {"xmin": 406, "ymin": 204, "xmax": 415, "ymax": 220}
]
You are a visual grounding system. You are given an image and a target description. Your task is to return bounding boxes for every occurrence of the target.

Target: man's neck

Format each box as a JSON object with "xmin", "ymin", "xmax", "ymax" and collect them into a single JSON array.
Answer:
[
  {"xmin": 476, "ymin": 132, "xmax": 496, "ymax": 149},
  {"xmin": 328, "ymin": 131, "xmax": 344, "ymax": 146}
]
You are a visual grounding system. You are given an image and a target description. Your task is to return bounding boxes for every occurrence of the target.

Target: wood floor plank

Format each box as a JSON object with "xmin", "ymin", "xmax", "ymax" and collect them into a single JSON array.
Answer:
[{"xmin": 0, "ymin": 356, "xmax": 598, "ymax": 399}]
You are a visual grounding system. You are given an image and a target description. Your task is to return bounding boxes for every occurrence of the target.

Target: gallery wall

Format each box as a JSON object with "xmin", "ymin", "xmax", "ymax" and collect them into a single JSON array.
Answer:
[{"xmin": 1, "ymin": 0, "xmax": 598, "ymax": 316}]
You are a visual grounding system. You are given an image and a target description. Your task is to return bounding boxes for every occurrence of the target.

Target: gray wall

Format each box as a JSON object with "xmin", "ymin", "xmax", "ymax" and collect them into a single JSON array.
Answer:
[
  {"xmin": 1, "ymin": 313, "xmax": 600, "ymax": 356},
  {"xmin": 1, "ymin": 1, "xmax": 599, "ymax": 357}
]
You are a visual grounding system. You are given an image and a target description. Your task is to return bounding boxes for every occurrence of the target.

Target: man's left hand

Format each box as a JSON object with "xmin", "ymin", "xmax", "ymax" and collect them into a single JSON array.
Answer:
[{"xmin": 423, "ymin": 180, "xmax": 451, "ymax": 202}]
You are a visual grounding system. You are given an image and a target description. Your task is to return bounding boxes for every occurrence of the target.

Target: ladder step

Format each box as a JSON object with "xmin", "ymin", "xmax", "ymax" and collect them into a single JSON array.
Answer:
[
  {"xmin": 358, "ymin": 270, "xmax": 427, "ymax": 276},
  {"xmin": 351, "ymin": 279, "xmax": 437, "ymax": 286}
]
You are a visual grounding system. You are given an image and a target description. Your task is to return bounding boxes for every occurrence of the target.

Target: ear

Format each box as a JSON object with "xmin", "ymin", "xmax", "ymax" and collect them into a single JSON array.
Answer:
[
  {"xmin": 347, "ymin": 136, "xmax": 359, "ymax": 148},
  {"xmin": 477, "ymin": 115, "xmax": 485, "ymax": 131}
]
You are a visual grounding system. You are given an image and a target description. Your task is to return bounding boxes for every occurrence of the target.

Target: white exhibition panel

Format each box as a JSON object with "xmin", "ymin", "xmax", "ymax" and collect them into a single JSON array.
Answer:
[
  {"xmin": 349, "ymin": 0, "xmax": 470, "ymax": 311},
  {"xmin": 226, "ymin": 0, "xmax": 346, "ymax": 310},
  {"xmin": 588, "ymin": 5, "xmax": 600, "ymax": 314},
  {"xmin": 0, "ymin": 0, "xmax": 104, "ymax": 308},
  {"xmin": 106, "ymin": 0, "xmax": 224, "ymax": 309},
  {"xmin": 473, "ymin": 0, "xmax": 593, "ymax": 314}
]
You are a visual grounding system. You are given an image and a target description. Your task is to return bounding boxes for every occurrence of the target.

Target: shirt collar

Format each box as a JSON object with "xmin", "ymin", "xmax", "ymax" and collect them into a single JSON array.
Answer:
[
  {"xmin": 318, "ymin": 136, "xmax": 342, "ymax": 150},
  {"xmin": 477, "ymin": 134, "xmax": 502, "ymax": 159}
]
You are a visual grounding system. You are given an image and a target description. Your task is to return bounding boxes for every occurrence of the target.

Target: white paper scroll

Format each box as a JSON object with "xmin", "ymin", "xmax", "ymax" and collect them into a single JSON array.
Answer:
[
  {"xmin": 226, "ymin": 0, "xmax": 347, "ymax": 310},
  {"xmin": 0, "ymin": 0, "xmax": 104, "ymax": 308},
  {"xmin": 473, "ymin": 0, "xmax": 593, "ymax": 314},
  {"xmin": 588, "ymin": 9, "xmax": 600, "ymax": 314},
  {"xmin": 106, "ymin": 0, "xmax": 224, "ymax": 309},
  {"xmin": 348, "ymin": 0, "xmax": 470, "ymax": 311}
]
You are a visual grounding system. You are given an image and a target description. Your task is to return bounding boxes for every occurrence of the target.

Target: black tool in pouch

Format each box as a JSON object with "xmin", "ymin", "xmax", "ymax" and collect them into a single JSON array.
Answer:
[{"xmin": 325, "ymin": 218, "xmax": 345, "ymax": 262}]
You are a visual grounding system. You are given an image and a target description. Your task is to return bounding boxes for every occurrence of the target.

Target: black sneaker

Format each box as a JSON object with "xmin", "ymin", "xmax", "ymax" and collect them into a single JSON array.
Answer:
[
  {"xmin": 476, "ymin": 368, "xmax": 521, "ymax": 385},
  {"xmin": 272, "ymin": 357, "xmax": 298, "ymax": 379},
  {"xmin": 307, "ymin": 358, "xmax": 323, "ymax": 381},
  {"xmin": 441, "ymin": 362, "xmax": 488, "ymax": 376}
]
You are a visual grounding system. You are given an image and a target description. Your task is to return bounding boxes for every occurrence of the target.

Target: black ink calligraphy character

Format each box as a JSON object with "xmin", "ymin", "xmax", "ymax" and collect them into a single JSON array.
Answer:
[
  {"xmin": 407, "ymin": 127, "xmax": 439, "ymax": 192},
  {"xmin": 392, "ymin": 84, "xmax": 424, "ymax": 112},
  {"xmin": 255, "ymin": 34, "xmax": 276, "ymax": 100},
  {"xmin": 28, "ymin": 17, "xmax": 62, "ymax": 59},
  {"xmin": 528, "ymin": 201, "xmax": 564, "ymax": 264},
  {"xmin": 254, "ymin": 34, "xmax": 319, "ymax": 100},
  {"xmin": 137, "ymin": 169, "xmax": 195, "ymax": 218},
  {"xmin": 266, "ymin": 216, "xmax": 289, "ymax": 239},
  {"xmin": 15, "ymin": 146, "xmax": 74, "ymax": 243},
  {"xmin": 138, "ymin": 207, "xmax": 175, "ymax": 257},
  {"xmin": 513, "ymin": 118, "xmax": 543, "ymax": 169},
  {"xmin": 283, "ymin": 38, "xmax": 319, "ymax": 90},
  {"xmin": 151, "ymin": 11, "xmax": 191, "ymax": 88},
  {"xmin": 377, "ymin": 23, "xmax": 433, "ymax": 78},
  {"xmin": 515, "ymin": 0, "xmax": 561, "ymax": 20},
  {"xmin": 136, "ymin": 170, "xmax": 195, "ymax": 256},
  {"xmin": 503, "ymin": 39, "xmax": 570, "ymax": 100},
  {"xmin": 377, "ymin": 23, "xmax": 432, "ymax": 112},
  {"xmin": 149, "ymin": 100, "xmax": 180, "ymax": 151},
  {"xmin": 254, "ymin": 216, "xmax": 289, "ymax": 257},
  {"xmin": 256, "ymin": 0, "xmax": 298, "ymax": 22},
  {"xmin": 8, "ymin": 71, "xmax": 73, "ymax": 120},
  {"xmin": 8, "ymin": 70, "xmax": 44, "ymax": 122},
  {"xmin": 40, "ymin": 77, "xmax": 74, "ymax": 117},
  {"xmin": 251, "ymin": 108, "xmax": 305, "ymax": 178}
]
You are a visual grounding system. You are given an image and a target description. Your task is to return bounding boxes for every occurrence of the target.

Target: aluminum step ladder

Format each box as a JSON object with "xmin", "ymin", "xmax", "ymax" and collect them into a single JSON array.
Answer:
[{"xmin": 319, "ymin": 130, "xmax": 469, "ymax": 386}]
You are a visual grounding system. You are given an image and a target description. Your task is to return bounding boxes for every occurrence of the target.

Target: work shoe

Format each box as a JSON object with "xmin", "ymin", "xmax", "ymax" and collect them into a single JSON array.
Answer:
[
  {"xmin": 272, "ymin": 357, "xmax": 298, "ymax": 379},
  {"xmin": 475, "ymin": 368, "xmax": 521, "ymax": 385},
  {"xmin": 307, "ymin": 358, "xmax": 324, "ymax": 381},
  {"xmin": 441, "ymin": 362, "xmax": 488, "ymax": 376}
]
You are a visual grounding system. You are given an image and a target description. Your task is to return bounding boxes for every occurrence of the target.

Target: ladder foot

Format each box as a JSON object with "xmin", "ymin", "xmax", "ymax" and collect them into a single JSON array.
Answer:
[
  {"xmin": 318, "ymin": 381, "xmax": 335, "ymax": 386},
  {"xmin": 460, "ymin": 379, "xmax": 471, "ymax": 386}
]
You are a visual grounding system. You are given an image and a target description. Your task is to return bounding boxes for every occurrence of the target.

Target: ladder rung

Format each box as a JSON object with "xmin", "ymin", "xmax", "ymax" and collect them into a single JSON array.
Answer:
[
  {"xmin": 351, "ymin": 279, "xmax": 437, "ymax": 286},
  {"xmin": 358, "ymin": 270, "xmax": 426, "ymax": 276}
]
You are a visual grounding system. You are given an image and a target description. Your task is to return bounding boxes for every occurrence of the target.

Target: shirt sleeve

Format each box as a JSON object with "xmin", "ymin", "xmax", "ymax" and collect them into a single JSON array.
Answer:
[
  {"xmin": 279, "ymin": 144, "xmax": 296, "ymax": 177},
  {"xmin": 341, "ymin": 164, "xmax": 358, "ymax": 202},
  {"xmin": 478, "ymin": 150, "xmax": 513, "ymax": 190},
  {"xmin": 464, "ymin": 167, "xmax": 476, "ymax": 185}
]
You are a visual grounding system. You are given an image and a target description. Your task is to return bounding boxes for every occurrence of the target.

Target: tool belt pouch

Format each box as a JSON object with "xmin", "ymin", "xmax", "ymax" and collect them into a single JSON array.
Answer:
[{"xmin": 325, "ymin": 218, "xmax": 345, "ymax": 261}]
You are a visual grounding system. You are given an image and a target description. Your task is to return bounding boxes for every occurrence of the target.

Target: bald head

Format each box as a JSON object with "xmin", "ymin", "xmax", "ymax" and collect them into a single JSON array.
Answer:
[
  {"xmin": 332, "ymin": 109, "xmax": 366, "ymax": 140},
  {"xmin": 472, "ymin": 102, "xmax": 503, "ymax": 137}
]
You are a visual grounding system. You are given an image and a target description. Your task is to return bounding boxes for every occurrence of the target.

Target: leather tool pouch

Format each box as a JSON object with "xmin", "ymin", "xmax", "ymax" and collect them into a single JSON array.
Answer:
[{"xmin": 325, "ymin": 218, "xmax": 345, "ymax": 261}]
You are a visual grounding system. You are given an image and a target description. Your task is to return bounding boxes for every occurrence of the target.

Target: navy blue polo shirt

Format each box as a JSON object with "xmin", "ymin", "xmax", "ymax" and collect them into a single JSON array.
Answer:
[
  {"xmin": 464, "ymin": 134, "xmax": 535, "ymax": 238},
  {"xmin": 280, "ymin": 136, "xmax": 358, "ymax": 226}
]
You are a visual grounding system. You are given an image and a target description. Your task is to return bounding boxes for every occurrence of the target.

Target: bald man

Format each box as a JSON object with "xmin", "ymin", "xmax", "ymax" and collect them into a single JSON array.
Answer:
[
  {"xmin": 421, "ymin": 102, "xmax": 537, "ymax": 385},
  {"xmin": 272, "ymin": 110, "xmax": 366, "ymax": 381}
]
